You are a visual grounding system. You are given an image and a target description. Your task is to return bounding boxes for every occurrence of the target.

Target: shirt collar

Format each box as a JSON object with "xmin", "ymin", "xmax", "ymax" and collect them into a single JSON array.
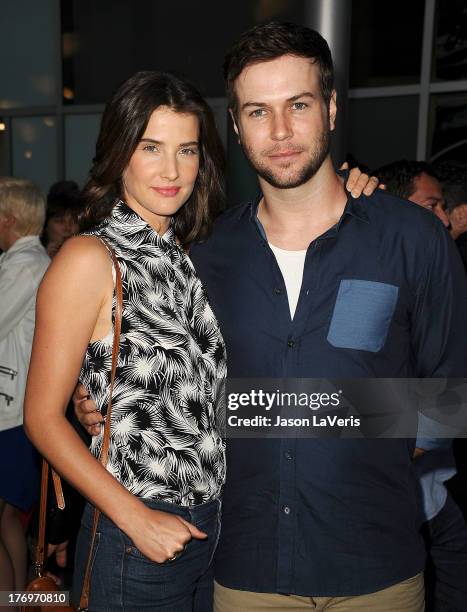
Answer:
[
  {"xmin": 250, "ymin": 192, "xmax": 370, "ymax": 241},
  {"xmin": 4, "ymin": 235, "xmax": 42, "ymax": 255},
  {"xmin": 111, "ymin": 199, "xmax": 178, "ymax": 249}
]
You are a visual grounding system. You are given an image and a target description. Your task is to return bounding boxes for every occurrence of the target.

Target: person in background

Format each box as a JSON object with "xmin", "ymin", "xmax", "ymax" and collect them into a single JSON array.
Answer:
[
  {"xmin": 41, "ymin": 181, "xmax": 80, "ymax": 258},
  {"xmin": 375, "ymin": 158, "xmax": 467, "ymax": 612},
  {"xmin": 40, "ymin": 180, "xmax": 84, "ymax": 577},
  {"xmin": 0, "ymin": 178, "xmax": 50, "ymax": 602},
  {"xmin": 435, "ymin": 162, "xmax": 467, "ymax": 272},
  {"xmin": 375, "ymin": 160, "xmax": 450, "ymax": 229}
]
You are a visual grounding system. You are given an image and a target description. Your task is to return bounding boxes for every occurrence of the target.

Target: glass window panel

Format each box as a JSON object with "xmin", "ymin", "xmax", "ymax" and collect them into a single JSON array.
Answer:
[
  {"xmin": 0, "ymin": 0, "xmax": 56, "ymax": 108},
  {"xmin": 61, "ymin": 0, "xmax": 303, "ymax": 105},
  {"xmin": 433, "ymin": 0, "xmax": 467, "ymax": 82},
  {"xmin": 0, "ymin": 119, "xmax": 10, "ymax": 175},
  {"xmin": 12, "ymin": 117, "xmax": 57, "ymax": 194},
  {"xmin": 65, "ymin": 114, "xmax": 102, "ymax": 186},
  {"xmin": 348, "ymin": 96, "xmax": 419, "ymax": 170},
  {"xmin": 429, "ymin": 92, "xmax": 467, "ymax": 164},
  {"xmin": 350, "ymin": 0, "xmax": 424, "ymax": 88}
]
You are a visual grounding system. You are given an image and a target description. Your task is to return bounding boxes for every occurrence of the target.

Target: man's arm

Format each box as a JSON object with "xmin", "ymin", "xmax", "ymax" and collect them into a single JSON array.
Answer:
[
  {"xmin": 411, "ymin": 220, "xmax": 467, "ymax": 447},
  {"xmin": 411, "ymin": 219, "xmax": 467, "ymax": 378}
]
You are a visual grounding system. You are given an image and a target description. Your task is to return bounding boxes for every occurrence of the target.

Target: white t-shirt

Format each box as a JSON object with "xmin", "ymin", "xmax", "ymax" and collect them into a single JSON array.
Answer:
[{"xmin": 269, "ymin": 243, "xmax": 307, "ymax": 319}]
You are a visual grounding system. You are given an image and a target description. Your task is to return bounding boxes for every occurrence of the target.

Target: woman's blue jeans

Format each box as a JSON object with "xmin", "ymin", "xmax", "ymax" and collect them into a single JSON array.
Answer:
[{"xmin": 71, "ymin": 497, "xmax": 221, "ymax": 611}]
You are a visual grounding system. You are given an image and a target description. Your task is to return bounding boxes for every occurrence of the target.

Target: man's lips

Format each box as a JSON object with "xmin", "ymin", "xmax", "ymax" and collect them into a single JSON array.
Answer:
[
  {"xmin": 267, "ymin": 150, "xmax": 302, "ymax": 160},
  {"xmin": 151, "ymin": 187, "xmax": 181, "ymax": 197}
]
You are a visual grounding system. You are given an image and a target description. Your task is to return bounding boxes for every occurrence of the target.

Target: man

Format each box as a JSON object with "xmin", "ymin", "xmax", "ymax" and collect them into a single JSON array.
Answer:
[
  {"xmin": 375, "ymin": 159, "xmax": 467, "ymax": 611},
  {"xmin": 376, "ymin": 160, "xmax": 450, "ymax": 229},
  {"xmin": 436, "ymin": 163, "xmax": 467, "ymax": 272},
  {"xmin": 76, "ymin": 22, "xmax": 467, "ymax": 611},
  {"xmin": 198, "ymin": 23, "xmax": 466, "ymax": 611}
]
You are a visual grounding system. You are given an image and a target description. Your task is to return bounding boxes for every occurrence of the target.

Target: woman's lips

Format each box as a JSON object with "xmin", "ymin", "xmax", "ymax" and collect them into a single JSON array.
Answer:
[{"xmin": 151, "ymin": 187, "xmax": 181, "ymax": 197}]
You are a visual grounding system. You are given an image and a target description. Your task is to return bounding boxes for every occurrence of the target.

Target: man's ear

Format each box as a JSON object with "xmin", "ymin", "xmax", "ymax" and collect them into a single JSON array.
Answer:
[
  {"xmin": 329, "ymin": 90, "xmax": 337, "ymax": 132},
  {"xmin": 229, "ymin": 108, "xmax": 241, "ymax": 144}
]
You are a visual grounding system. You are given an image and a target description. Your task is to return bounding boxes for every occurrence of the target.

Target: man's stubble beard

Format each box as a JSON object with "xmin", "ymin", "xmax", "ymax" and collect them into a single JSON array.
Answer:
[{"xmin": 242, "ymin": 127, "xmax": 331, "ymax": 190}]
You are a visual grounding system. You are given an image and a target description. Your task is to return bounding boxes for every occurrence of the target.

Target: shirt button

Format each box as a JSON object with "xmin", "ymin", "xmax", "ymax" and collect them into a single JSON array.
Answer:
[
  {"xmin": 283, "ymin": 505, "xmax": 291, "ymax": 515},
  {"xmin": 287, "ymin": 340, "xmax": 296, "ymax": 348},
  {"xmin": 274, "ymin": 288, "xmax": 283, "ymax": 295},
  {"xmin": 284, "ymin": 451, "xmax": 293, "ymax": 461}
]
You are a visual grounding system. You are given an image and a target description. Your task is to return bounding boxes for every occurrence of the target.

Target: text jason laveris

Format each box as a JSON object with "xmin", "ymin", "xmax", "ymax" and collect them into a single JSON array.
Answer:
[{"xmin": 227, "ymin": 414, "xmax": 361, "ymax": 428}]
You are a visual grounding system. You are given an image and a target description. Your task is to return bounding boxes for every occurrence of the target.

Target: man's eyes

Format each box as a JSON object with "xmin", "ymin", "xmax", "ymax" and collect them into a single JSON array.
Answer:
[
  {"xmin": 249, "ymin": 109, "xmax": 266, "ymax": 118},
  {"xmin": 291, "ymin": 102, "xmax": 308, "ymax": 110},
  {"xmin": 248, "ymin": 102, "xmax": 308, "ymax": 117}
]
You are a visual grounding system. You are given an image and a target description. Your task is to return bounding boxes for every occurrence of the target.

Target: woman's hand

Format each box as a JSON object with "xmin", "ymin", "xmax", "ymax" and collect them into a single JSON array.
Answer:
[
  {"xmin": 124, "ymin": 505, "xmax": 208, "ymax": 563},
  {"xmin": 339, "ymin": 161, "xmax": 383, "ymax": 198}
]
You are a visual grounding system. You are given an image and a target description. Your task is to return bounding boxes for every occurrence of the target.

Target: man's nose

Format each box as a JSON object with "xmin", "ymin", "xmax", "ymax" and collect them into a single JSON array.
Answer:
[{"xmin": 271, "ymin": 112, "xmax": 293, "ymax": 141}]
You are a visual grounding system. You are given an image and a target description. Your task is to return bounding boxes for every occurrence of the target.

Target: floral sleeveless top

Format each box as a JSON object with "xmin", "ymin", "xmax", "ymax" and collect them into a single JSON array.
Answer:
[{"xmin": 80, "ymin": 200, "xmax": 226, "ymax": 506}]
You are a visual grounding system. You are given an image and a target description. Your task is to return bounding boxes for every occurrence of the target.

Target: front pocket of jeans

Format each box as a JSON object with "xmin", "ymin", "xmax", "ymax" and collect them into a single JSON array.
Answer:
[
  {"xmin": 124, "ymin": 535, "xmax": 195, "ymax": 565},
  {"xmin": 327, "ymin": 280, "xmax": 399, "ymax": 352}
]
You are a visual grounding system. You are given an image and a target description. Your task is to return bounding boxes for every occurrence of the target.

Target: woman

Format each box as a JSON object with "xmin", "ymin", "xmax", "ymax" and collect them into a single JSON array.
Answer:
[
  {"xmin": 41, "ymin": 181, "xmax": 81, "ymax": 258},
  {"xmin": 24, "ymin": 71, "xmax": 227, "ymax": 611},
  {"xmin": 0, "ymin": 178, "xmax": 50, "ymax": 597}
]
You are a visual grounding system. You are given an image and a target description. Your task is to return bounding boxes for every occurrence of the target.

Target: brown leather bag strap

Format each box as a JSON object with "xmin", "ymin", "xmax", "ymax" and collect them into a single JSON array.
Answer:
[
  {"xmin": 79, "ymin": 238, "xmax": 123, "ymax": 611},
  {"xmin": 33, "ymin": 459, "xmax": 49, "ymax": 576},
  {"xmin": 51, "ymin": 468, "xmax": 65, "ymax": 510}
]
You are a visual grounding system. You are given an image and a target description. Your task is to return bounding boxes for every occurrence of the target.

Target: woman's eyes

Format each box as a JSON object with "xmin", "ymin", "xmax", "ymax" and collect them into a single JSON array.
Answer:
[
  {"xmin": 179, "ymin": 148, "xmax": 198, "ymax": 156},
  {"xmin": 141, "ymin": 145, "xmax": 198, "ymax": 156}
]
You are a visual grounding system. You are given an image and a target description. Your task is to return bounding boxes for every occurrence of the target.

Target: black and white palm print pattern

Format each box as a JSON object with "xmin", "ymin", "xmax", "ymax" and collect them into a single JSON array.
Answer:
[{"xmin": 80, "ymin": 201, "xmax": 227, "ymax": 505}]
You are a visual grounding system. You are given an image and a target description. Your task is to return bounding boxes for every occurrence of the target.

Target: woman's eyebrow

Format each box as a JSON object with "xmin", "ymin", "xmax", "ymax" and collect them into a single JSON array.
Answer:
[{"xmin": 139, "ymin": 138, "xmax": 199, "ymax": 147}]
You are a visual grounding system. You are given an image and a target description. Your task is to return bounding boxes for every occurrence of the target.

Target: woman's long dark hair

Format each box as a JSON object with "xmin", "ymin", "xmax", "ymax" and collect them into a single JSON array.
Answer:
[{"xmin": 80, "ymin": 71, "xmax": 225, "ymax": 245}]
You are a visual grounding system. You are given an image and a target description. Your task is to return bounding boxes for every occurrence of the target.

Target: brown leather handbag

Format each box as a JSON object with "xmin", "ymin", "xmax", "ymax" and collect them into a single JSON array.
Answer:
[
  {"xmin": 22, "ymin": 461, "xmax": 74, "ymax": 612},
  {"xmin": 23, "ymin": 238, "xmax": 122, "ymax": 612}
]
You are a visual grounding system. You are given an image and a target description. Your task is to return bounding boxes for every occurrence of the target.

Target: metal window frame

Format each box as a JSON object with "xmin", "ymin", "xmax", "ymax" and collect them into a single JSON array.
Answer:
[
  {"xmin": 3, "ymin": 0, "xmax": 467, "ymax": 176},
  {"xmin": 0, "ymin": 0, "xmax": 228, "ymax": 184},
  {"xmin": 348, "ymin": 0, "xmax": 467, "ymax": 161}
]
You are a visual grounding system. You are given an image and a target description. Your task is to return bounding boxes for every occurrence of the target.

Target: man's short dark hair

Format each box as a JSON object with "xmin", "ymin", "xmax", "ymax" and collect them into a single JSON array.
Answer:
[
  {"xmin": 374, "ymin": 160, "xmax": 439, "ymax": 200},
  {"xmin": 433, "ymin": 162, "xmax": 467, "ymax": 211},
  {"xmin": 223, "ymin": 21, "xmax": 334, "ymax": 116}
]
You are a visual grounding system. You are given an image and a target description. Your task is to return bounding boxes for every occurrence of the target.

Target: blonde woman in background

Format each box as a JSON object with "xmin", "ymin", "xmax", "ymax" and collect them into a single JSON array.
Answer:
[{"xmin": 0, "ymin": 179, "xmax": 50, "ymax": 602}]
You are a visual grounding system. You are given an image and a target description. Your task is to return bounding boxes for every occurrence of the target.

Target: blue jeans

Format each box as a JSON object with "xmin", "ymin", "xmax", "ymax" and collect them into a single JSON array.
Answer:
[
  {"xmin": 424, "ymin": 492, "xmax": 467, "ymax": 612},
  {"xmin": 71, "ymin": 498, "xmax": 220, "ymax": 611}
]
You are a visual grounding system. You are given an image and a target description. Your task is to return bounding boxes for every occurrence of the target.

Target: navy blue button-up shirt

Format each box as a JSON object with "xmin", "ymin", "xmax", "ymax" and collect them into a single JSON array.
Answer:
[{"xmin": 190, "ymin": 191, "xmax": 467, "ymax": 597}]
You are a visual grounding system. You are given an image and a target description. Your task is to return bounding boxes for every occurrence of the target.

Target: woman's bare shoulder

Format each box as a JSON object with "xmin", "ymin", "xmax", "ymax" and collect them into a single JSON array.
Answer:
[
  {"xmin": 53, "ymin": 235, "xmax": 111, "ymax": 268},
  {"xmin": 40, "ymin": 235, "xmax": 113, "ymax": 294}
]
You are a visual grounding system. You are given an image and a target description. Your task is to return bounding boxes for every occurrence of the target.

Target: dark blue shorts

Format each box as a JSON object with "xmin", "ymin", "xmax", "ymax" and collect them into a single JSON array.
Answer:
[
  {"xmin": 0, "ymin": 425, "xmax": 40, "ymax": 511},
  {"xmin": 71, "ymin": 497, "xmax": 221, "ymax": 611}
]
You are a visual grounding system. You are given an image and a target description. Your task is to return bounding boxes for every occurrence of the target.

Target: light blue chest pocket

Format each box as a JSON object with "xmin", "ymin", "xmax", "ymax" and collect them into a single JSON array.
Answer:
[{"xmin": 327, "ymin": 280, "xmax": 399, "ymax": 353}]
